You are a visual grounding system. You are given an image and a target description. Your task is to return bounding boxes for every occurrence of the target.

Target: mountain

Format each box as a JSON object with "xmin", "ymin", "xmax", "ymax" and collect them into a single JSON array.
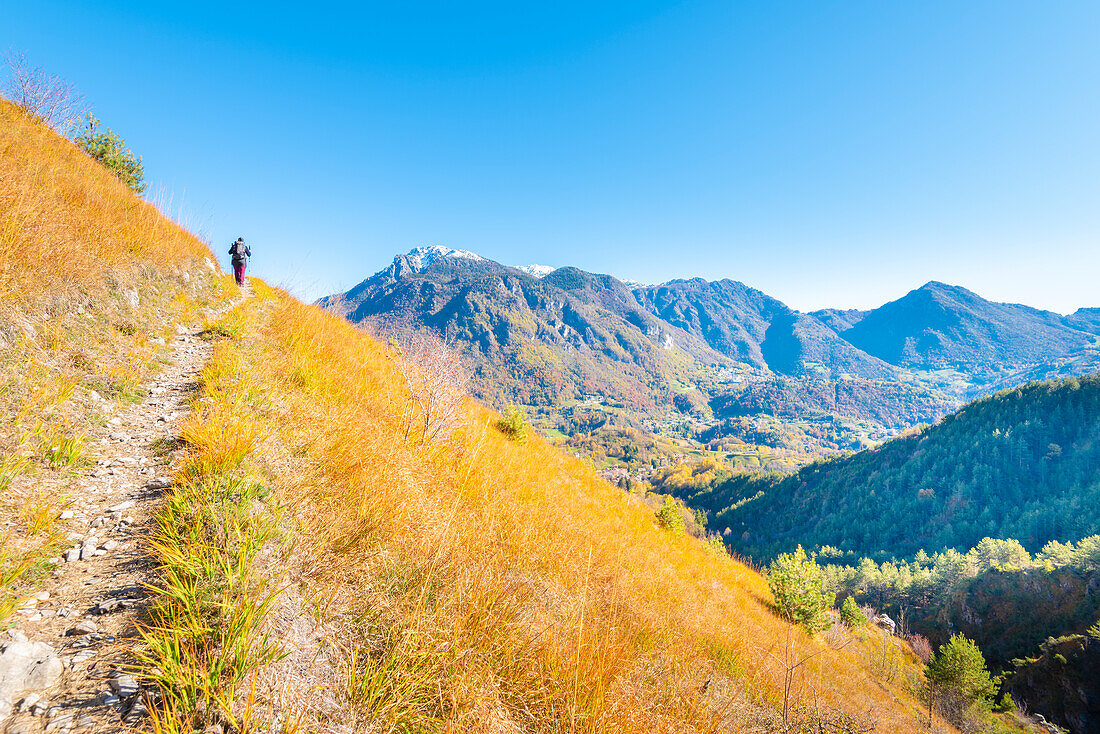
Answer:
[
  {"xmin": 837, "ymin": 281, "xmax": 1095, "ymax": 377},
  {"xmin": 660, "ymin": 374, "xmax": 1100, "ymax": 560},
  {"xmin": 323, "ymin": 251, "xmax": 907, "ymax": 383},
  {"xmin": 325, "ymin": 254, "xmax": 1100, "ymax": 408},
  {"xmin": 319, "ymin": 249, "xmax": 921, "ymax": 411},
  {"xmin": 632, "ymin": 279, "xmax": 896, "ymax": 379},
  {"xmin": 318, "ymin": 247, "xmax": 724, "ymax": 407}
]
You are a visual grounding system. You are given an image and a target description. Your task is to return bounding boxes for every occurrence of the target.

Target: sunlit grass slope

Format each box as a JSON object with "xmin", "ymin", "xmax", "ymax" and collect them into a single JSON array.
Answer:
[
  {"xmin": 0, "ymin": 101, "xmax": 215, "ymax": 305},
  {"xmin": 1, "ymin": 100, "xmax": 952, "ymax": 733},
  {"xmin": 171, "ymin": 280, "xmax": 951, "ymax": 733},
  {"xmin": 0, "ymin": 101, "xmax": 232, "ymax": 623}
]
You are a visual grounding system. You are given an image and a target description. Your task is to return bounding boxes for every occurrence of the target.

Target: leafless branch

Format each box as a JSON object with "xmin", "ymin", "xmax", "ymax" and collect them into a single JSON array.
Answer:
[
  {"xmin": 385, "ymin": 328, "xmax": 469, "ymax": 446},
  {"xmin": 3, "ymin": 50, "xmax": 89, "ymax": 133}
]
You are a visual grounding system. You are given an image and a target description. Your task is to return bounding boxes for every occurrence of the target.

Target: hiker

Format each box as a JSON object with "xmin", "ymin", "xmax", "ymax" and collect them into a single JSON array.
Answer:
[{"xmin": 229, "ymin": 237, "xmax": 251, "ymax": 286}]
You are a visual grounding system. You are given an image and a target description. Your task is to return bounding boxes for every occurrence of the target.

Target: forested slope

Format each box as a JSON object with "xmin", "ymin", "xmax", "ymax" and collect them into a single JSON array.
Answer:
[{"xmin": 665, "ymin": 375, "xmax": 1100, "ymax": 560}]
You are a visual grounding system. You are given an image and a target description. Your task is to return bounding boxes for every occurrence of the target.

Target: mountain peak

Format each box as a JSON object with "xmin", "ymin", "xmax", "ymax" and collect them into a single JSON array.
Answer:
[
  {"xmin": 917, "ymin": 280, "xmax": 972, "ymax": 296},
  {"xmin": 402, "ymin": 245, "xmax": 485, "ymax": 272}
]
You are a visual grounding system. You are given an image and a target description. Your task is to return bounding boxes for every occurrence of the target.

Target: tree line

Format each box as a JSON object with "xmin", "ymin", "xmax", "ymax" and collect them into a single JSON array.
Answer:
[{"xmin": 823, "ymin": 535, "xmax": 1100, "ymax": 666}]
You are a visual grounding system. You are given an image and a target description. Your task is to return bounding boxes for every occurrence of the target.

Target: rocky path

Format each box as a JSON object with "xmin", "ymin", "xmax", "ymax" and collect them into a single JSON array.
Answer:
[{"xmin": 0, "ymin": 300, "xmax": 240, "ymax": 733}]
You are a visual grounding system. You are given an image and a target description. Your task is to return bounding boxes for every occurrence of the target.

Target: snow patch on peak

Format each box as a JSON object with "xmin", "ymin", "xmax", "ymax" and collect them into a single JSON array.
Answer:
[
  {"xmin": 514, "ymin": 264, "xmax": 554, "ymax": 278},
  {"xmin": 404, "ymin": 245, "xmax": 484, "ymax": 271}
]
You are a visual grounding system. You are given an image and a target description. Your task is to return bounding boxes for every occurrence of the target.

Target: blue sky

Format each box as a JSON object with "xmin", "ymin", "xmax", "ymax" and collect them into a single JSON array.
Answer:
[{"xmin": 6, "ymin": 1, "xmax": 1100, "ymax": 313}]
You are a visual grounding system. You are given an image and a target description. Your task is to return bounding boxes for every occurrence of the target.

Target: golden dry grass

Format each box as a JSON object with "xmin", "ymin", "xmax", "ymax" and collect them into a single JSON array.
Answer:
[
  {"xmin": 0, "ymin": 98, "xmax": 230, "ymax": 429},
  {"xmin": 187, "ymin": 284, "xmax": 953, "ymax": 733},
  {"xmin": 0, "ymin": 101, "xmax": 211, "ymax": 303}
]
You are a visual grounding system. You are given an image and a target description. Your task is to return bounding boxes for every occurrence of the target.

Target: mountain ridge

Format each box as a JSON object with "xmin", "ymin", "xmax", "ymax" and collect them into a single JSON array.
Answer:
[{"xmin": 320, "ymin": 249, "xmax": 1099, "ymax": 422}]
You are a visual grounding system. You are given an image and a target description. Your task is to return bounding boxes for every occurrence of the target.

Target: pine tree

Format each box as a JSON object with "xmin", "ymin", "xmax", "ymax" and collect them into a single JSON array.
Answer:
[
  {"xmin": 928, "ymin": 634, "xmax": 998, "ymax": 710},
  {"xmin": 75, "ymin": 116, "xmax": 146, "ymax": 193},
  {"xmin": 839, "ymin": 595, "xmax": 867, "ymax": 627},
  {"xmin": 767, "ymin": 546, "xmax": 835, "ymax": 633}
]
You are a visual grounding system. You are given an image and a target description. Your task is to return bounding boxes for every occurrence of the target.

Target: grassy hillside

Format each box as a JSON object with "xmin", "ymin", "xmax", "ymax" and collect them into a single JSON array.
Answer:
[
  {"xmin": 0, "ymin": 98, "xmax": 231, "ymax": 620},
  {"xmin": 196, "ymin": 285, "xmax": 949, "ymax": 731},
  {"xmin": 665, "ymin": 374, "xmax": 1100, "ymax": 561},
  {"xmin": 0, "ymin": 101, "xmax": 959, "ymax": 733}
]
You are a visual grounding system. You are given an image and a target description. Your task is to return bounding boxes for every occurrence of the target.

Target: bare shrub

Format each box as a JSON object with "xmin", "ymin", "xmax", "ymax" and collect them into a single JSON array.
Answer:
[
  {"xmin": 822, "ymin": 618, "xmax": 849, "ymax": 649},
  {"xmin": 905, "ymin": 632, "xmax": 933, "ymax": 664},
  {"xmin": 386, "ymin": 329, "xmax": 468, "ymax": 445},
  {"xmin": 3, "ymin": 50, "xmax": 89, "ymax": 133},
  {"xmin": 869, "ymin": 628, "xmax": 904, "ymax": 683},
  {"xmin": 759, "ymin": 618, "xmax": 858, "ymax": 730}
]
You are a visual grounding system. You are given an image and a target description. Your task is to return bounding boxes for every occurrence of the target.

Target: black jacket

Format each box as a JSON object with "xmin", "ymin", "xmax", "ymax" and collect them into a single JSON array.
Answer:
[{"xmin": 229, "ymin": 242, "xmax": 251, "ymax": 266}]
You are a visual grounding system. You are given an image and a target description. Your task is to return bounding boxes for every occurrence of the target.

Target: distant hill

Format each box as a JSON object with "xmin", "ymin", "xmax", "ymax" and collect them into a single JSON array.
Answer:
[
  {"xmin": 975, "ymin": 347, "xmax": 1100, "ymax": 399},
  {"xmin": 1066, "ymin": 307, "xmax": 1100, "ymax": 335},
  {"xmin": 837, "ymin": 281, "xmax": 1094, "ymax": 377},
  {"xmin": 663, "ymin": 374, "xmax": 1100, "ymax": 560},
  {"xmin": 632, "ymin": 279, "xmax": 896, "ymax": 378},
  {"xmin": 709, "ymin": 377, "xmax": 955, "ymax": 429}
]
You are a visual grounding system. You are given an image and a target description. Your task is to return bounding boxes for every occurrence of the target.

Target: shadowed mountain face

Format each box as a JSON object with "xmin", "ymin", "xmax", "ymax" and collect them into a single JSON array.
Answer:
[
  {"xmin": 837, "ymin": 281, "xmax": 1094, "ymax": 375},
  {"xmin": 630, "ymin": 278, "xmax": 897, "ymax": 379},
  {"xmin": 631, "ymin": 278, "xmax": 783, "ymax": 366},
  {"xmin": 320, "ymin": 251, "xmax": 1098, "ymax": 422}
]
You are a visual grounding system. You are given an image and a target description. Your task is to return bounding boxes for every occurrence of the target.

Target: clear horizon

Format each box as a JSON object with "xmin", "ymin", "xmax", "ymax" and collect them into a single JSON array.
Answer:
[{"xmin": 6, "ymin": 1, "xmax": 1100, "ymax": 314}]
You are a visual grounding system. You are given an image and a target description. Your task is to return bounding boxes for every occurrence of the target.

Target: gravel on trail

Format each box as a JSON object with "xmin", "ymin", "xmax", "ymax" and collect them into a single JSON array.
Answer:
[{"xmin": 1, "ymin": 317, "xmax": 225, "ymax": 733}]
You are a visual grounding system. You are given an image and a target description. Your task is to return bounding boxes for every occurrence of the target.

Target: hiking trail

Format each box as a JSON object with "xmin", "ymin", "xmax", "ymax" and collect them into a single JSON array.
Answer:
[{"xmin": 2, "ymin": 290, "xmax": 248, "ymax": 734}]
